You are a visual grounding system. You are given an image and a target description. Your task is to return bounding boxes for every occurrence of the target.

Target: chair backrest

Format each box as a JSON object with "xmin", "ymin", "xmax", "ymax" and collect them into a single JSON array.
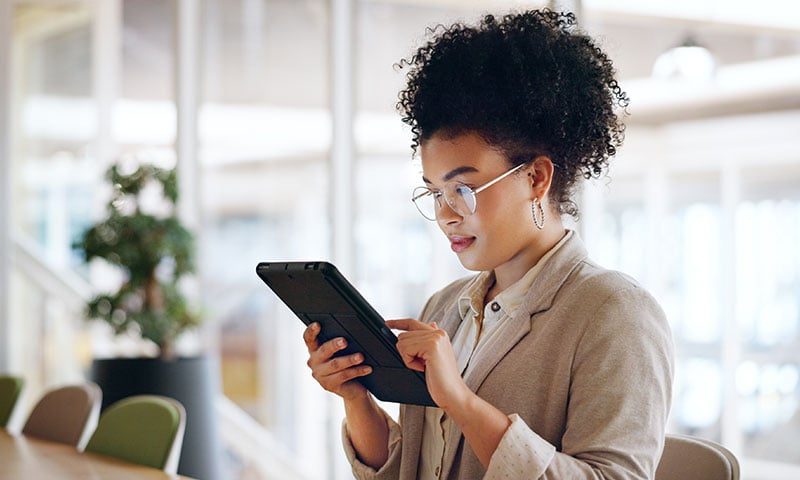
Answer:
[
  {"xmin": 84, "ymin": 395, "xmax": 186, "ymax": 473},
  {"xmin": 22, "ymin": 382, "xmax": 102, "ymax": 448},
  {"xmin": 656, "ymin": 433, "xmax": 740, "ymax": 480},
  {"xmin": 0, "ymin": 375, "xmax": 24, "ymax": 428}
]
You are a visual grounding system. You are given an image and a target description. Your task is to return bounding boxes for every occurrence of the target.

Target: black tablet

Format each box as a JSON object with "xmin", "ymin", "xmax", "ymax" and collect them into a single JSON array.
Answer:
[{"xmin": 255, "ymin": 261, "xmax": 435, "ymax": 407}]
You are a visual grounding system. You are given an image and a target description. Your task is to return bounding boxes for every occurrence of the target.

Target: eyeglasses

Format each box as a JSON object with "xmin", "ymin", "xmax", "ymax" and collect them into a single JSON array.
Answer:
[{"xmin": 411, "ymin": 163, "xmax": 525, "ymax": 221}]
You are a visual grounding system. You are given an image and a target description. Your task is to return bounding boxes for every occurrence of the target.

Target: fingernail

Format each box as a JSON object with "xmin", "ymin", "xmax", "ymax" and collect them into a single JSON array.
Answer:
[{"xmin": 336, "ymin": 338, "xmax": 346, "ymax": 347}]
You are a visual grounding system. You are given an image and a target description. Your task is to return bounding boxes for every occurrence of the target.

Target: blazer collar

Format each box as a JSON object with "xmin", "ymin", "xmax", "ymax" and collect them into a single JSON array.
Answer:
[
  {"xmin": 521, "ymin": 230, "xmax": 589, "ymax": 317},
  {"xmin": 439, "ymin": 230, "xmax": 588, "ymax": 345}
]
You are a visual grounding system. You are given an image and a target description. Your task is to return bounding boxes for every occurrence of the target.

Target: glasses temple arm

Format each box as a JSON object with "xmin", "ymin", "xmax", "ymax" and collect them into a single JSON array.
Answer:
[{"xmin": 472, "ymin": 163, "xmax": 525, "ymax": 194}]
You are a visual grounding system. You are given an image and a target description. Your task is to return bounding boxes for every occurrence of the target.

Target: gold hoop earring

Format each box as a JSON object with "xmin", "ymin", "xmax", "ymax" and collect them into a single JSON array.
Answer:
[{"xmin": 532, "ymin": 198, "xmax": 545, "ymax": 230}]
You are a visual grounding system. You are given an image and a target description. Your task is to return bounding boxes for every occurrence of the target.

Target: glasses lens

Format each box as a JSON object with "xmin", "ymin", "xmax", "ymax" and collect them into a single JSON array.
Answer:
[
  {"xmin": 444, "ymin": 183, "xmax": 477, "ymax": 216},
  {"xmin": 412, "ymin": 187, "xmax": 437, "ymax": 220}
]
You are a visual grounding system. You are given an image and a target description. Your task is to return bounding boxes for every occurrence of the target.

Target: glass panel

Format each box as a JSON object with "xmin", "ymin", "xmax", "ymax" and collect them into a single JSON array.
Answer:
[
  {"xmin": 674, "ymin": 356, "xmax": 723, "ymax": 438},
  {"xmin": 13, "ymin": 2, "xmax": 93, "ymax": 257},
  {"xmin": 594, "ymin": 204, "xmax": 648, "ymax": 282},
  {"xmin": 736, "ymin": 175, "xmax": 800, "ymax": 463},
  {"xmin": 9, "ymin": 0, "xmax": 179, "ymax": 391},
  {"xmin": 672, "ymin": 202, "xmax": 723, "ymax": 344},
  {"xmin": 121, "ymin": 0, "xmax": 173, "ymax": 101},
  {"xmin": 659, "ymin": 173, "xmax": 725, "ymax": 442},
  {"xmin": 579, "ymin": 175, "xmax": 648, "ymax": 282},
  {"xmin": 736, "ymin": 200, "xmax": 800, "ymax": 347},
  {"xmin": 10, "ymin": 1, "xmax": 94, "ymax": 395},
  {"xmin": 117, "ymin": 0, "xmax": 176, "ymax": 159},
  {"xmin": 199, "ymin": 0, "xmax": 331, "ymax": 474}
]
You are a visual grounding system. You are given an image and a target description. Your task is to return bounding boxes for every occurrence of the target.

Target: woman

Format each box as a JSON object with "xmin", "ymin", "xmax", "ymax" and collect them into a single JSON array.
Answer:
[{"xmin": 304, "ymin": 9, "xmax": 674, "ymax": 479}]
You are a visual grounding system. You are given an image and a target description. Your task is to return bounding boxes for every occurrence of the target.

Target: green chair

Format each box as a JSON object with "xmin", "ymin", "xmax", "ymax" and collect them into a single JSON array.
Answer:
[
  {"xmin": 84, "ymin": 395, "xmax": 186, "ymax": 473},
  {"xmin": 22, "ymin": 382, "xmax": 102, "ymax": 448},
  {"xmin": 0, "ymin": 375, "xmax": 24, "ymax": 428}
]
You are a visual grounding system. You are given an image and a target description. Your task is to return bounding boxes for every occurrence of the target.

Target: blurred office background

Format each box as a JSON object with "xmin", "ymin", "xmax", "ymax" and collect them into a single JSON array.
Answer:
[{"xmin": 1, "ymin": 0, "xmax": 799, "ymax": 478}]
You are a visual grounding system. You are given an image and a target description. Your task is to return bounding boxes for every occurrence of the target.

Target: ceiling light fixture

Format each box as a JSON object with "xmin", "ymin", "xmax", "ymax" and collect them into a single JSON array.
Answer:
[{"xmin": 652, "ymin": 35, "xmax": 717, "ymax": 82}]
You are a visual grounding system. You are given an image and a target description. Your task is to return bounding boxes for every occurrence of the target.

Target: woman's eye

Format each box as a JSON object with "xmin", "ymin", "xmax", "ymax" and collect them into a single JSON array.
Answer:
[{"xmin": 454, "ymin": 185, "xmax": 473, "ymax": 197}]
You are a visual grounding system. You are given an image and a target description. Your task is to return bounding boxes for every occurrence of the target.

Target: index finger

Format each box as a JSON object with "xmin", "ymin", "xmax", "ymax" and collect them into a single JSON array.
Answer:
[
  {"xmin": 385, "ymin": 318, "xmax": 435, "ymax": 332},
  {"xmin": 303, "ymin": 322, "xmax": 321, "ymax": 351}
]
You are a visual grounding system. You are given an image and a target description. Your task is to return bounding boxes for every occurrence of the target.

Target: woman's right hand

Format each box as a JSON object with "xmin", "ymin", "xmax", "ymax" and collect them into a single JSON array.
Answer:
[{"xmin": 303, "ymin": 322, "xmax": 373, "ymax": 401}]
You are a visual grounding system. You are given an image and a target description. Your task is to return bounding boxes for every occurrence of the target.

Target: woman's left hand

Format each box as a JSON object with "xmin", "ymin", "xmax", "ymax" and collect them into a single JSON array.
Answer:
[{"xmin": 385, "ymin": 319, "xmax": 471, "ymax": 409}]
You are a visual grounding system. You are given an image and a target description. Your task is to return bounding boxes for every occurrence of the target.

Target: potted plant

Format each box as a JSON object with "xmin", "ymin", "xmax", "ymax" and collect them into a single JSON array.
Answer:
[
  {"xmin": 75, "ymin": 159, "xmax": 221, "ymax": 479},
  {"xmin": 78, "ymin": 161, "xmax": 199, "ymax": 359}
]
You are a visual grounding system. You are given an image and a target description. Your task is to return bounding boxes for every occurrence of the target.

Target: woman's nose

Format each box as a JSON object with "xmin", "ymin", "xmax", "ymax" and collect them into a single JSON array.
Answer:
[{"xmin": 436, "ymin": 199, "xmax": 462, "ymax": 225}]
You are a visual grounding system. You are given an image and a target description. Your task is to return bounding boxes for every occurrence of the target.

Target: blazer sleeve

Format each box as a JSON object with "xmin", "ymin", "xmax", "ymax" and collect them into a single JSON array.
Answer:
[
  {"xmin": 487, "ymin": 283, "xmax": 674, "ymax": 479},
  {"xmin": 342, "ymin": 408, "xmax": 403, "ymax": 479}
]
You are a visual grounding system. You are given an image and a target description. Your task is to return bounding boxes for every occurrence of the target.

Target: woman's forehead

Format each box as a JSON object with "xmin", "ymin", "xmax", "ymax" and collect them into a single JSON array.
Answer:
[{"xmin": 420, "ymin": 133, "xmax": 510, "ymax": 181}]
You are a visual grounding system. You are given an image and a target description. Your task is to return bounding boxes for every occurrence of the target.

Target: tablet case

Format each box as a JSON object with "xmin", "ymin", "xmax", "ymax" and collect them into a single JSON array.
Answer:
[{"xmin": 256, "ymin": 261, "xmax": 436, "ymax": 407}]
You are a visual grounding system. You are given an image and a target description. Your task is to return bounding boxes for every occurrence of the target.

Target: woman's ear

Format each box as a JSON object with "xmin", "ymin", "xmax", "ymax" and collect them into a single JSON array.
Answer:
[{"xmin": 527, "ymin": 156, "xmax": 555, "ymax": 200}]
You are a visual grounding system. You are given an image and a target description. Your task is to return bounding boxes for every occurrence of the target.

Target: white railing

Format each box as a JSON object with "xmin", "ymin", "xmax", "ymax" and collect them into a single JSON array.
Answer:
[
  {"xmin": 10, "ymin": 232, "xmax": 91, "ymax": 392},
  {"xmin": 216, "ymin": 395, "xmax": 314, "ymax": 480},
  {"xmin": 12, "ymin": 231, "xmax": 93, "ymax": 308}
]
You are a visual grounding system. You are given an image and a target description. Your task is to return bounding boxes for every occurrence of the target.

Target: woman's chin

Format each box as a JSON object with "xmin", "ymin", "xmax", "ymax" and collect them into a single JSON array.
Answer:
[{"xmin": 455, "ymin": 251, "xmax": 489, "ymax": 272}]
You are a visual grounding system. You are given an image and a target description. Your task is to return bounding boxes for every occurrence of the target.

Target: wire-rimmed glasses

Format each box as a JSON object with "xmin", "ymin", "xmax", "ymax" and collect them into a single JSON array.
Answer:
[{"xmin": 411, "ymin": 163, "xmax": 525, "ymax": 221}]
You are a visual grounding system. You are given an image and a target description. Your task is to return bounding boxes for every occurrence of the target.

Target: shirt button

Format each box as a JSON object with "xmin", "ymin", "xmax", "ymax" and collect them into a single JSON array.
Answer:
[
  {"xmin": 491, "ymin": 302, "xmax": 500, "ymax": 312},
  {"xmin": 435, "ymin": 466, "xmax": 441, "ymax": 477}
]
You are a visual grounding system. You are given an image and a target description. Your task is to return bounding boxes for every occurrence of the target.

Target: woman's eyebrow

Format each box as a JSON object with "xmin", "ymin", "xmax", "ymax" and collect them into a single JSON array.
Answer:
[{"xmin": 422, "ymin": 166, "xmax": 480, "ymax": 185}]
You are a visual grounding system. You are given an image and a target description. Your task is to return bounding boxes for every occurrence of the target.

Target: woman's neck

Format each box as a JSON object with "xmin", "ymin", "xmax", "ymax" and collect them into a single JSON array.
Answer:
[{"xmin": 488, "ymin": 225, "xmax": 567, "ymax": 301}]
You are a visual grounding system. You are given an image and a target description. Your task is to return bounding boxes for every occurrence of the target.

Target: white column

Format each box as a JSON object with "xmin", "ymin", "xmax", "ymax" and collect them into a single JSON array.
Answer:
[
  {"xmin": 720, "ymin": 165, "xmax": 741, "ymax": 455},
  {"xmin": 330, "ymin": 0, "xmax": 354, "ymax": 275},
  {"xmin": 173, "ymin": 0, "xmax": 206, "ymax": 356},
  {"xmin": 0, "ymin": 0, "xmax": 12, "ymax": 372},
  {"xmin": 92, "ymin": 0, "xmax": 120, "ymax": 168},
  {"xmin": 174, "ymin": 0, "xmax": 201, "ymax": 231},
  {"xmin": 643, "ymin": 149, "xmax": 669, "ymax": 300},
  {"xmin": 329, "ymin": 1, "xmax": 355, "ymax": 479}
]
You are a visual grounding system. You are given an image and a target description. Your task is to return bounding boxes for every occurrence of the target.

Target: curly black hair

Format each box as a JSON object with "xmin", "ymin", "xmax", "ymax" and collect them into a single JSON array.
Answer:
[{"xmin": 396, "ymin": 9, "xmax": 629, "ymax": 218}]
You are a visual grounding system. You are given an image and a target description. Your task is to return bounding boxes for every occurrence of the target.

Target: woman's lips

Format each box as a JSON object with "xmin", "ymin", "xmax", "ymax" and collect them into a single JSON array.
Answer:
[{"xmin": 449, "ymin": 235, "xmax": 475, "ymax": 253}]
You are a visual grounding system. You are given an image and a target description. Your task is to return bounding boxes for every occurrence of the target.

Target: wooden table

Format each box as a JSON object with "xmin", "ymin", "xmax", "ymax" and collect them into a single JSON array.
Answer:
[{"xmin": 0, "ymin": 431, "xmax": 196, "ymax": 479}]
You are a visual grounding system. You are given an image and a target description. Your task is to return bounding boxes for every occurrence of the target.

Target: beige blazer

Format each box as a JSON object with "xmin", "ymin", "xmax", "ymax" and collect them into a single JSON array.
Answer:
[{"xmin": 346, "ymin": 233, "xmax": 674, "ymax": 479}]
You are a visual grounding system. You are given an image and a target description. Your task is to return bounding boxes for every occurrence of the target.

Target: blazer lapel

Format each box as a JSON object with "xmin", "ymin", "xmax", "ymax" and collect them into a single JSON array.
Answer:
[{"xmin": 461, "ymin": 310, "xmax": 531, "ymax": 391}]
